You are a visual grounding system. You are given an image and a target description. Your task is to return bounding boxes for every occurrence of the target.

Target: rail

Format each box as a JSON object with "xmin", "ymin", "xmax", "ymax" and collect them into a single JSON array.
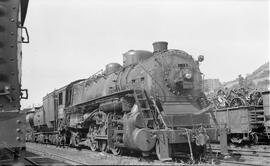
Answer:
[
  {"xmin": 26, "ymin": 146, "xmax": 89, "ymax": 165},
  {"xmin": 24, "ymin": 157, "xmax": 39, "ymax": 165},
  {"xmin": 208, "ymin": 143, "xmax": 270, "ymax": 166}
]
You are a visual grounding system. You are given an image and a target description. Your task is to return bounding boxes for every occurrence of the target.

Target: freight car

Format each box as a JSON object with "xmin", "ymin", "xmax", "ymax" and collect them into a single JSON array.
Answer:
[
  {"xmin": 0, "ymin": 0, "xmax": 29, "ymax": 164},
  {"xmin": 210, "ymin": 90, "xmax": 270, "ymax": 144},
  {"xmin": 27, "ymin": 42, "xmax": 213, "ymax": 161}
]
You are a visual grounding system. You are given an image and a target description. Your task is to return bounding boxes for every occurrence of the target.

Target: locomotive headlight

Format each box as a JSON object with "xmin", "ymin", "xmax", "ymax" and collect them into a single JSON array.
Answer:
[
  {"xmin": 184, "ymin": 69, "xmax": 192, "ymax": 79},
  {"xmin": 185, "ymin": 73, "xmax": 192, "ymax": 79}
]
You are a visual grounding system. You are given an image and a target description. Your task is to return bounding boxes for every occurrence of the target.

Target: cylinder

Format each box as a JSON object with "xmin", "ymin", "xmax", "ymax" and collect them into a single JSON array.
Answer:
[{"xmin": 152, "ymin": 41, "xmax": 168, "ymax": 53}]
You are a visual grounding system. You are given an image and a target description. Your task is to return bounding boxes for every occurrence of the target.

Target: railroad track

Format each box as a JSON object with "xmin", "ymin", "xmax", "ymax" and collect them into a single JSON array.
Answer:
[
  {"xmin": 26, "ymin": 142, "xmax": 270, "ymax": 165},
  {"xmin": 24, "ymin": 156, "xmax": 67, "ymax": 165},
  {"xmin": 26, "ymin": 146, "xmax": 89, "ymax": 165},
  {"xmin": 210, "ymin": 144, "xmax": 270, "ymax": 157},
  {"xmin": 26, "ymin": 142, "xmax": 164, "ymax": 165},
  {"xmin": 208, "ymin": 144, "xmax": 270, "ymax": 166}
]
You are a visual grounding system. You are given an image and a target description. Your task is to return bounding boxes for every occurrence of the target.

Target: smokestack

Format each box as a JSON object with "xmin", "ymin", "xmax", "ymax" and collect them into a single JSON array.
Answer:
[{"xmin": 152, "ymin": 41, "xmax": 168, "ymax": 53}]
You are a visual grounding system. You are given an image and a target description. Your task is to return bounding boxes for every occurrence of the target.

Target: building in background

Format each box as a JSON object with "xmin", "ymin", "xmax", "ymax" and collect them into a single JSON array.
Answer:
[{"xmin": 204, "ymin": 79, "xmax": 222, "ymax": 93}]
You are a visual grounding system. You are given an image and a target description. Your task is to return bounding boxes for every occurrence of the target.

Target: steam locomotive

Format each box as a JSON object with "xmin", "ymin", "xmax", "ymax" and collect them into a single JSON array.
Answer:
[
  {"xmin": 26, "ymin": 42, "xmax": 211, "ymax": 161},
  {"xmin": 0, "ymin": 0, "xmax": 29, "ymax": 164}
]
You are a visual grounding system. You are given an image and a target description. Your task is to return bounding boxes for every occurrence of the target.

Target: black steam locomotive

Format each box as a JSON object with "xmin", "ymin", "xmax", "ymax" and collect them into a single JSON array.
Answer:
[
  {"xmin": 0, "ymin": 0, "xmax": 29, "ymax": 164},
  {"xmin": 26, "ymin": 42, "xmax": 211, "ymax": 161}
]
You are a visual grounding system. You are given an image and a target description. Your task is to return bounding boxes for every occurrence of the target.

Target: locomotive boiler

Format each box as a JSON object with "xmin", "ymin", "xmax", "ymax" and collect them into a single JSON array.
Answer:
[
  {"xmin": 28, "ymin": 42, "xmax": 211, "ymax": 161},
  {"xmin": 0, "ymin": 0, "xmax": 29, "ymax": 164}
]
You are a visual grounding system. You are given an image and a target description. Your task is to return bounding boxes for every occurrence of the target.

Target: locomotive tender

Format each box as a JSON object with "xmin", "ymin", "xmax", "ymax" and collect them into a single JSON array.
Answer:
[
  {"xmin": 27, "ymin": 42, "xmax": 211, "ymax": 160},
  {"xmin": 0, "ymin": 0, "xmax": 29, "ymax": 164}
]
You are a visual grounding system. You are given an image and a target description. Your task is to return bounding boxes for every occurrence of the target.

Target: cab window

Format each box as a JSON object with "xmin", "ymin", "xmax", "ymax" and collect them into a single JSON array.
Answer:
[{"xmin": 58, "ymin": 92, "xmax": 63, "ymax": 105}]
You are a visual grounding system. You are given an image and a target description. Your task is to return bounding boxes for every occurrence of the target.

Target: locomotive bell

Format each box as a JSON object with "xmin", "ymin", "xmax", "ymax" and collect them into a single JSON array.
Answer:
[
  {"xmin": 197, "ymin": 55, "xmax": 204, "ymax": 62},
  {"xmin": 152, "ymin": 41, "xmax": 168, "ymax": 53}
]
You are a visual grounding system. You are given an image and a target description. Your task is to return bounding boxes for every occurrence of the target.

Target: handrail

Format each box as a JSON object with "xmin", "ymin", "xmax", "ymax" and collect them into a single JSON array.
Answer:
[{"xmin": 151, "ymin": 98, "xmax": 169, "ymax": 130}]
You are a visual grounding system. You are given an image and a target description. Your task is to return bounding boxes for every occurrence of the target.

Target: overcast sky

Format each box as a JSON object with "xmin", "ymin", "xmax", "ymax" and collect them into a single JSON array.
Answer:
[{"xmin": 21, "ymin": 0, "xmax": 269, "ymax": 108}]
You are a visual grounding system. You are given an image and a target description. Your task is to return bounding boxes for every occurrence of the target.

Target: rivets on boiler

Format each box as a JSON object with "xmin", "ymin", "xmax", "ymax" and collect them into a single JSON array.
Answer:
[
  {"xmin": 16, "ymin": 120, "xmax": 21, "ymax": 124},
  {"xmin": 10, "ymin": 18, "xmax": 15, "ymax": 22},
  {"xmin": 16, "ymin": 128, "xmax": 21, "ymax": 132},
  {"xmin": 16, "ymin": 137, "xmax": 21, "ymax": 141}
]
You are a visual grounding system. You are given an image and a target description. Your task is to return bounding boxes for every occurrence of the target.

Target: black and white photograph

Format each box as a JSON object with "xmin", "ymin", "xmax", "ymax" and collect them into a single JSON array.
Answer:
[{"xmin": 0, "ymin": 0, "xmax": 269, "ymax": 165}]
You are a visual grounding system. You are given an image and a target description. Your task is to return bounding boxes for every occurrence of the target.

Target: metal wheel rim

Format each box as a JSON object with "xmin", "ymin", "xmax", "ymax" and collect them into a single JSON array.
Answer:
[
  {"xmin": 251, "ymin": 133, "xmax": 258, "ymax": 144},
  {"xmin": 257, "ymin": 97, "xmax": 263, "ymax": 105},
  {"xmin": 72, "ymin": 136, "xmax": 79, "ymax": 147},
  {"xmin": 230, "ymin": 97, "xmax": 245, "ymax": 107},
  {"xmin": 101, "ymin": 141, "xmax": 108, "ymax": 152},
  {"xmin": 110, "ymin": 146, "xmax": 122, "ymax": 155},
  {"xmin": 89, "ymin": 138, "xmax": 98, "ymax": 151}
]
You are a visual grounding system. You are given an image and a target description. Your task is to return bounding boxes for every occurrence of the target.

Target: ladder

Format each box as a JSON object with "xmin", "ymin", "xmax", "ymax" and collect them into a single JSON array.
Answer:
[
  {"xmin": 151, "ymin": 98, "xmax": 168, "ymax": 129},
  {"xmin": 133, "ymin": 89, "xmax": 158, "ymax": 128}
]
